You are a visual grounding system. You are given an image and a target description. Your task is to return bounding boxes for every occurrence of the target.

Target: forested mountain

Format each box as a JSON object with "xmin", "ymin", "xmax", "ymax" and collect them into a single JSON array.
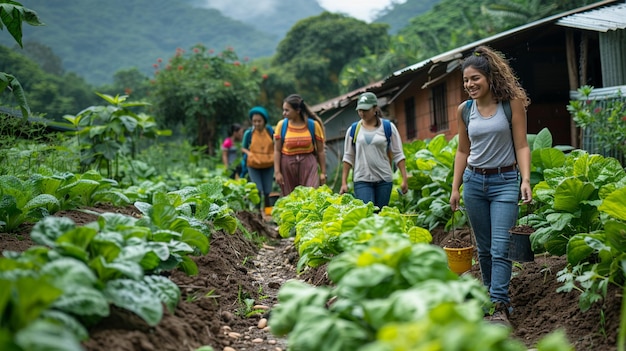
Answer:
[
  {"xmin": 187, "ymin": 0, "xmax": 326, "ymax": 38},
  {"xmin": 0, "ymin": 0, "xmax": 440, "ymax": 86},
  {"xmin": 0, "ymin": 0, "xmax": 302, "ymax": 85},
  {"xmin": 374, "ymin": 0, "xmax": 440, "ymax": 33}
]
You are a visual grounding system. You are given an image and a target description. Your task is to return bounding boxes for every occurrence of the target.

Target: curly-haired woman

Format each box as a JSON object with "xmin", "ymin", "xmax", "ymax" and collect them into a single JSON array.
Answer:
[{"xmin": 449, "ymin": 46, "xmax": 532, "ymax": 326}]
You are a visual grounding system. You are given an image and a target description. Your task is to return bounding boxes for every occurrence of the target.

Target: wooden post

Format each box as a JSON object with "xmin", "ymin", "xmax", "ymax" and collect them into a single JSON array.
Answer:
[{"xmin": 565, "ymin": 30, "xmax": 579, "ymax": 148}]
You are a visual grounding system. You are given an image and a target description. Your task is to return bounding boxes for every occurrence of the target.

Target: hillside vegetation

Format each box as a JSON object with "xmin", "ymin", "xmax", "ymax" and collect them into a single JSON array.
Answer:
[
  {"xmin": 0, "ymin": 0, "xmax": 439, "ymax": 85},
  {"xmin": 0, "ymin": 0, "xmax": 280, "ymax": 84},
  {"xmin": 375, "ymin": 0, "xmax": 440, "ymax": 33}
]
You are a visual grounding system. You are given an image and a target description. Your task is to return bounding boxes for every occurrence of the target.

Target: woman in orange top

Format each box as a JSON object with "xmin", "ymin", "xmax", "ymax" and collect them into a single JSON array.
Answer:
[{"xmin": 274, "ymin": 94, "xmax": 326, "ymax": 196}]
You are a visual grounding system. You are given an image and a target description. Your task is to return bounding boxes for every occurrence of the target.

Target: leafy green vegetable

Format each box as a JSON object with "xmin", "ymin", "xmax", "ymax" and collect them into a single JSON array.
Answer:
[
  {"xmin": 269, "ymin": 280, "xmax": 332, "ymax": 336},
  {"xmin": 328, "ymin": 236, "xmax": 457, "ymax": 299},
  {"xmin": 103, "ymin": 278, "xmax": 165, "ymax": 327},
  {"xmin": 530, "ymin": 151, "xmax": 625, "ymax": 256}
]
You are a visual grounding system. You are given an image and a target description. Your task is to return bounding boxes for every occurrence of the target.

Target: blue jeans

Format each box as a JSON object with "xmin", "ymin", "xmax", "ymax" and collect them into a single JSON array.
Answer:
[
  {"xmin": 247, "ymin": 166, "xmax": 274, "ymax": 206},
  {"xmin": 354, "ymin": 181, "xmax": 393, "ymax": 210},
  {"xmin": 462, "ymin": 168, "xmax": 519, "ymax": 304}
]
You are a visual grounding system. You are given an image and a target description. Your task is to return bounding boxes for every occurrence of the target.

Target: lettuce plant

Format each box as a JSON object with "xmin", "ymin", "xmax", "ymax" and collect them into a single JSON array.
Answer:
[
  {"xmin": 134, "ymin": 194, "xmax": 210, "ymax": 275},
  {"xmin": 272, "ymin": 186, "xmax": 378, "ymax": 269},
  {"xmin": 0, "ymin": 210, "xmax": 195, "ymax": 350},
  {"xmin": 0, "ymin": 274, "xmax": 84, "ymax": 351},
  {"xmin": 270, "ymin": 222, "xmax": 573, "ymax": 351},
  {"xmin": 29, "ymin": 171, "xmax": 130, "ymax": 210},
  {"xmin": 556, "ymin": 187, "xmax": 626, "ymax": 312},
  {"xmin": 401, "ymin": 135, "xmax": 458, "ymax": 230},
  {"xmin": 530, "ymin": 151, "xmax": 626, "ymax": 256},
  {"xmin": 0, "ymin": 175, "xmax": 59, "ymax": 232}
]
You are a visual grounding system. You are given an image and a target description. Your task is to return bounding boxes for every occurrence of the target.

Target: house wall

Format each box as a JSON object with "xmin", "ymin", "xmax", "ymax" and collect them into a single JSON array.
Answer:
[
  {"xmin": 388, "ymin": 27, "xmax": 598, "ymax": 147},
  {"xmin": 389, "ymin": 73, "xmax": 465, "ymax": 143},
  {"xmin": 318, "ymin": 17, "xmax": 619, "ymax": 179}
]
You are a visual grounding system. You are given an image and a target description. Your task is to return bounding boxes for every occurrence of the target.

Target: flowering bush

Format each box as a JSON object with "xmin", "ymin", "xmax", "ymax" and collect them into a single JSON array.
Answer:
[
  {"xmin": 567, "ymin": 85, "xmax": 626, "ymax": 164},
  {"xmin": 149, "ymin": 45, "xmax": 264, "ymax": 154}
]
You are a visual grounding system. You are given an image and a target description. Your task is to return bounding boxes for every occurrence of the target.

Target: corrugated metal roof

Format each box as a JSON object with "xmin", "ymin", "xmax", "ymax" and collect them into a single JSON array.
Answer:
[
  {"xmin": 314, "ymin": 0, "xmax": 623, "ymax": 114},
  {"xmin": 557, "ymin": 1, "xmax": 626, "ymax": 32},
  {"xmin": 311, "ymin": 80, "xmax": 384, "ymax": 113},
  {"xmin": 391, "ymin": 0, "xmax": 621, "ymax": 78}
]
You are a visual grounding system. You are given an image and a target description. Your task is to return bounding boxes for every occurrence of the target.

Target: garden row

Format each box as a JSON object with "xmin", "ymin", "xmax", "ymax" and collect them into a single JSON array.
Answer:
[
  {"xmin": 266, "ymin": 128, "xmax": 626, "ymax": 350},
  {"xmin": 2, "ymin": 123, "xmax": 626, "ymax": 349},
  {"xmin": 0, "ymin": 174, "xmax": 259, "ymax": 351},
  {"xmin": 397, "ymin": 129, "xmax": 626, "ymax": 313}
]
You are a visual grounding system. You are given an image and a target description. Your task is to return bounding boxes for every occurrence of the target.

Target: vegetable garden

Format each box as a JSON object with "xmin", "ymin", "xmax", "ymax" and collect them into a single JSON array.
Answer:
[
  {"xmin": 1, "ymin": 113, "xmax": 625, "ymax": 350},
  {"xmin": 1, "ymin": 3, "xmax": 625, "ymax": 350}
]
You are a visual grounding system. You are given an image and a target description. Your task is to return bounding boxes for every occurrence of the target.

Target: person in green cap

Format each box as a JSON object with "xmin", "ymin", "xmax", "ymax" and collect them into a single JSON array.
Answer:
[{"xmin": 340, "ymin": 92, "xmax": 408, "ymax": 210}]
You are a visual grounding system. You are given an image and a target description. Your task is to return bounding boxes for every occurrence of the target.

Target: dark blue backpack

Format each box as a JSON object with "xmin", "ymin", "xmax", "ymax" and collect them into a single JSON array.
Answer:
[
  {"xmin": 280, "ymin": 117, "xmax": 317, "ymax": 152},
  {"xmin": 349, "ymin": 119, "xmax": 393, "ymax": 166}
]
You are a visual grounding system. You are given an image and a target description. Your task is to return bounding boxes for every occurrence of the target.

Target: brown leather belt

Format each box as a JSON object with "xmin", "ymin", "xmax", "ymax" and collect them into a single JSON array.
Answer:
[{"xmin": 468, "ymin": 164, "xmax": 517, "ymax": 175}]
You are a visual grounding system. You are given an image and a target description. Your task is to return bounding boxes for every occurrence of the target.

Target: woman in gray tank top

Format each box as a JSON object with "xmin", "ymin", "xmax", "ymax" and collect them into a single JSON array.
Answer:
[{"xmin": 449, "ymin": 46, "xmax": 532, "ymax": 327}]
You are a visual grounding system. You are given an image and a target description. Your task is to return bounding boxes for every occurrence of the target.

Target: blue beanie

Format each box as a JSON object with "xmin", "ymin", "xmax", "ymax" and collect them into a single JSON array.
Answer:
[{"xmin": 248, "ymin": 106, "xmax": 269, "ymax": 123}]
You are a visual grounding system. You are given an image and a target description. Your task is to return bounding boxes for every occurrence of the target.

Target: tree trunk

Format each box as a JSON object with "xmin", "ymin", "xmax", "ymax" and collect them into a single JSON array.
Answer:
[{"xmin": 196, "ymin": 113, "xmax": 216, "ymax": 155}]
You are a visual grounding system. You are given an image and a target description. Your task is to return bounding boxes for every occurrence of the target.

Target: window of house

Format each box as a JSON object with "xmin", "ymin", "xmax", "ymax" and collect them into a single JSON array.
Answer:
[
  {"xmin": 404, "ymin": 97, "xmax": 416, "ymax": 139},
  {"xmin": 430, "ymin": 84, "xmax": 448, "ymax": 132}
]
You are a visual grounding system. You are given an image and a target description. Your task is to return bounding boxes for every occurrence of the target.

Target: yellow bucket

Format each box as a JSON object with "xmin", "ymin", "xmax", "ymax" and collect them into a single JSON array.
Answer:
[{"xmin": 444, "ymin": 246, "xmax": 474, "ymax": 275}]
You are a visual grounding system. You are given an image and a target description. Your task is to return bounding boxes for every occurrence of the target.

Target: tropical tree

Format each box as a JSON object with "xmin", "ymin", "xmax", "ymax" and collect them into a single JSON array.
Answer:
[
  {"xmin": 481, "ymin": 0, "xmax": 559, "ymax": 29},
  {"xmin": 149, "ymin": 45, "xmax": 264, "ymax": 155},
  {"xmin": 0, "ymin": 0, "xmax": 43, "ymax": 118},
  {"xmin": 398, "ymin": 0, "xmax": 496, "ymax": 57},
  {"xmin": 482, "ymin": 0, "xmax": 600, "ymax": 30},
  {"xmin": 339, "ymin": 35, "xmax": 424, "ymax": 93},
  {"xmin": 0, "ymin": 45, "xmax": 98, "ymax": 120},
  {"xmin": 272, "ymin": 12, "xmax": 389, "ymax": 103}
]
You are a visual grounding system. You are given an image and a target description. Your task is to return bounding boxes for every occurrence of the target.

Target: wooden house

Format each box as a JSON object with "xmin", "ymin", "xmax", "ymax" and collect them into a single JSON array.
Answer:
[{"xmin": 313, "ymin": 0, "xmax": 626, "ymax": 180}]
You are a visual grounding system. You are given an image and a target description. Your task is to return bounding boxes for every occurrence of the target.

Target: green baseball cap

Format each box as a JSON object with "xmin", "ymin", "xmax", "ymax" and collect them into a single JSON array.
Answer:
[{"xmin": 356, "ymin": 92, "xmax": 378, "ymax": 110}]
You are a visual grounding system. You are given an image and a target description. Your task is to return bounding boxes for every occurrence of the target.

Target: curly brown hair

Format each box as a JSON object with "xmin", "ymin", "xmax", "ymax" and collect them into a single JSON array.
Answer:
[{"xmin": 462, "ymin": 46, "xmax": 530, "ymax": 109}]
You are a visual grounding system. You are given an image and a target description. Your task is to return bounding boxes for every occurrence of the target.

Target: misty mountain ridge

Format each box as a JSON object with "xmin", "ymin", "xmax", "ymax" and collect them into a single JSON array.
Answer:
[
  {"xmin": 1, "ymin": 0, "xmax": 437, "ymax": 85},
  {"xmin": 189, "ymin": 0, "xmax": 326, "ymax": 38}
]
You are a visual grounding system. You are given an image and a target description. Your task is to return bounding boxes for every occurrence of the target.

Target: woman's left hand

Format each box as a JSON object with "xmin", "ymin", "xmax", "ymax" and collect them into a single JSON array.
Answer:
[{"xmin": 520, "ymin": 181, "xmax": 532, "ymax": 204}]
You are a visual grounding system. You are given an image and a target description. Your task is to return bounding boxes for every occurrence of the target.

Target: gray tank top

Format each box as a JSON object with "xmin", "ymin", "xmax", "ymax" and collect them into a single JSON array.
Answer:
[{"xmin": 466, "ymin": 102, "xmax": 516, "ymax": 168}]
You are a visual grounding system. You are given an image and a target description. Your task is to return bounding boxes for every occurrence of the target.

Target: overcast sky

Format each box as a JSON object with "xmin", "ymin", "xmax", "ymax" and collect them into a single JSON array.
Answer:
[
  {"xmin": 318, "ymin": 0, "xmax": 400, "ymax": 22},
  {"xmin": 196, "ymin": 0, "xmax": 402, "ymax": 23}
]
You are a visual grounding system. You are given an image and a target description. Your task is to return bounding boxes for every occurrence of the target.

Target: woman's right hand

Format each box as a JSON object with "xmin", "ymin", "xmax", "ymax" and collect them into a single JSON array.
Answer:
[
  {"xmin": 449, "ymin": 190, "xmax": 461, "ymax": 211},
  {"xmin": 339, "ymin": 184, "xmax": 349, "ymax": 194}
]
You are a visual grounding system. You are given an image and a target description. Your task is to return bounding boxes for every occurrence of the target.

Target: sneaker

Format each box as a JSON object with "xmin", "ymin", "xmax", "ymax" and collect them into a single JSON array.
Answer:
[{"xmin": 484, "ymin": 302, "xmax": 511, "ymax": 327}]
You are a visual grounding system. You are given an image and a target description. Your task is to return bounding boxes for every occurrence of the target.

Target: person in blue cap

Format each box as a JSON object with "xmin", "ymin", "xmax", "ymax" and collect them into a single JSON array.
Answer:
[{"xmin": 242, "ymin": 106, "xmax": 275, "ymax": 217}]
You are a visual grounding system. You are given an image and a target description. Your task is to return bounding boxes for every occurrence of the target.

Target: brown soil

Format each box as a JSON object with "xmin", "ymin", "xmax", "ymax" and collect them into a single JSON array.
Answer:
[
  {"xmin": 439, "ymin": 227, "xmax": 473, "ymax": 248},
  {"xmin": 510, "ymin": 224, "xmax": 536, "ymax": 234},
  {"xmin": 0, "ymin": 206, "xmax": 621, "ymax": 351}
]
